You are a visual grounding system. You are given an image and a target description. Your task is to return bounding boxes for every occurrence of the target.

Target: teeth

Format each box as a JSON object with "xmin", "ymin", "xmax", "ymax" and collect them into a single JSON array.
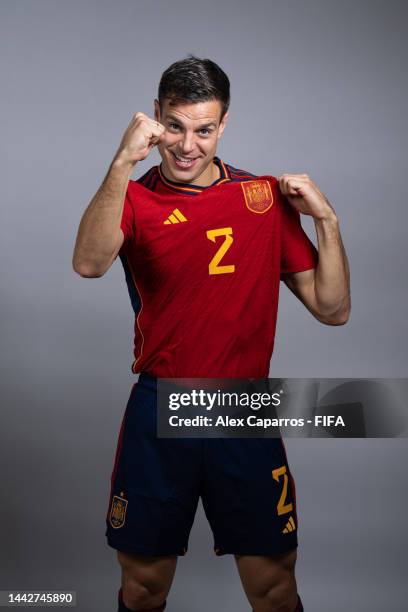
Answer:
[{"xmin": 174, "ymin": 154, "xmax": 196, "ymax": 162}]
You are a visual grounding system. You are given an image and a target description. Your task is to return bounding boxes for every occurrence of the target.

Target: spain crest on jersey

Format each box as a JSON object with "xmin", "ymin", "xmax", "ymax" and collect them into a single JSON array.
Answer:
[
  {"xmin": 109, "ymin": 494, "xmax": 128, "ymax": 529},
  {"xmin": 241, "ymin": 180, "xmax": 274, "ymax": 214}
]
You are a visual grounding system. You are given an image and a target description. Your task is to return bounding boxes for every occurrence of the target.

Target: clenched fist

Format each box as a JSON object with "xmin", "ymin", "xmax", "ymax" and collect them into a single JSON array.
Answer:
[
  {"xmin": 114, "ymin": 112, "xmax": 166, "ymax": 165},
  {"xmin": 278, "ymin": 173, "xmax": 335, "ymax": 221}
]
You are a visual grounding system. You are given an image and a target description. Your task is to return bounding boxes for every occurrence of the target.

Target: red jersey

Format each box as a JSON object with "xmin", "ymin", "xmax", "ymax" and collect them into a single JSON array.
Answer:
[{"xmin": 118, "ymin": 156, "xmax": 318, "ymax": 378}]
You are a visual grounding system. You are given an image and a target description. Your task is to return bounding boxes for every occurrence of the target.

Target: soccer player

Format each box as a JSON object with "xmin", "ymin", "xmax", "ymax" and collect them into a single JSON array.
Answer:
[{"xmin": 72, "ymin": 56, "xmax": 350, "ymax": 612}]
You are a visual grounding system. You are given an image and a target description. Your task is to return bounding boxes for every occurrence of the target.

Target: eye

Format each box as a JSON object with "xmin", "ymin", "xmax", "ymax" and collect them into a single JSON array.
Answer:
[
  {"xmin": 199, "ymin": 128, "xmax": 210, "ymax": 135},
  {"xmin": 168, "ymin": 122, "xmax": 180, "ymax": 131}
]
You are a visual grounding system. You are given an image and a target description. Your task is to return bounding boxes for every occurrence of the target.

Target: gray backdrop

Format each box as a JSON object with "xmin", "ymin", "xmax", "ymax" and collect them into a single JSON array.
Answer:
[{"xmin": 1, "ymin": 0, "xmax": 407, "ymax": 610}]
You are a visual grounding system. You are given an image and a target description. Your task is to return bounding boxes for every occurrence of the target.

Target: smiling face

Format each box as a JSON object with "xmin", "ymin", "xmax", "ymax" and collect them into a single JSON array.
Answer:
[{"xmin": 154, "ymin": 97, "xmax": 229, "ymax": 186}]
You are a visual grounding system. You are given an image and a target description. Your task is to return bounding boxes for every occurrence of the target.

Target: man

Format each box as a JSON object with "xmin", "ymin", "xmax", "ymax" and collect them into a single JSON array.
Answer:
[{"xmin": 72, "ymin": 55, "xmax": 350, "ymax": 612}]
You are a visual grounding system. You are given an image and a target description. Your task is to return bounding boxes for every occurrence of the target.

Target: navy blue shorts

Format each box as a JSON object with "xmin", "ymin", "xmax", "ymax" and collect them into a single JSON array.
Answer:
[{"xmin": 105, "ymin": 373, "xmax": 298, "ymax": 556}]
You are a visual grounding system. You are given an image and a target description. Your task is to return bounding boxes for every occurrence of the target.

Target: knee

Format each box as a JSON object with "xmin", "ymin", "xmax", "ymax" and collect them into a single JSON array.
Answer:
[
  {"xmin": 261, "ymin": 575, "xmax": 298, "ymax": 612},
  {"xmin": 122, "ymin": 575, "xmax": 164, "ymax": 610},
  {"xmin": 117, "ymin": 552, "xmax": 174, "ymax": 610}
]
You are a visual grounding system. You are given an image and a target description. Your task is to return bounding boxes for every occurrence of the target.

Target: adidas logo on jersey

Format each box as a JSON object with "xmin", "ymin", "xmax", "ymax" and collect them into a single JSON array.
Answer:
[
  {"xmin": 282, "ymin": 516, "xmax": 296, "ymax": 534},
  {"xmin": 163, "ymin": 209, "xmax": 188, "ymax": 224}
]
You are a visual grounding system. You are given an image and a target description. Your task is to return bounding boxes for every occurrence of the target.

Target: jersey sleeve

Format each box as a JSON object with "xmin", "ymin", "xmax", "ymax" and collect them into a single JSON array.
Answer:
[{"xmin": 280, "ymin": 195, "xmax": 318, "ymax": 277}]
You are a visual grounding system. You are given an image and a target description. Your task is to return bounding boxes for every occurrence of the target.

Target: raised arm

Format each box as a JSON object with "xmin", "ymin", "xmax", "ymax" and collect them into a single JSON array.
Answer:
[
  {"xmin": 72, "ymin": 113, "xmax": 165, "ymax": 278},
  {"xmin": 279, "ymin": 173, "xmax": 351, "ymax": 326}
]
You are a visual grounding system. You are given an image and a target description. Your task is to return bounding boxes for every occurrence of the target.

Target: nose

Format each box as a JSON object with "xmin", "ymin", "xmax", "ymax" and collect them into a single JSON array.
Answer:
[{"xmin": 179, "ymin": 131, "xmax": 195, "ymax": 154}]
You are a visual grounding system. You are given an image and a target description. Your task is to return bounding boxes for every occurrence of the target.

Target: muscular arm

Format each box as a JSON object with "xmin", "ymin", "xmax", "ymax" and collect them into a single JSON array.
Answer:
[
  {"xmin": 283, "ymin": 212, "xmax": 350, "ymax": 325},
  {"xmin": 279, "ymin": 174, "xmax": 351, "ymax": 326},
  {"xmin": 72, "ymin": 112, "xmax": 165, "ymax": 278},
  {"xmin": 72, "ymin": 158, "xmax": 131, "ymax": 277}
]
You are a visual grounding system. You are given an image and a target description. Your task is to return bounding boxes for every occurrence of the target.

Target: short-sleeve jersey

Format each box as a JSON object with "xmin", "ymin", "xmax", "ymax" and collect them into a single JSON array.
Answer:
[{"xmin": 118, "ymin": 156, "xmax": 318, "ymax": 378}]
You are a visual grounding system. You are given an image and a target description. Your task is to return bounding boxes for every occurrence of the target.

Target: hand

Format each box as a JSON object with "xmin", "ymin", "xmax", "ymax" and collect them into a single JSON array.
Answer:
[
  {"xmin": 114, "ymin": 112, "xmax": 166, "ymax": 165},
  {"xmin": 278, "ymin": 173, "xmax": 335, "ymax": 221}
]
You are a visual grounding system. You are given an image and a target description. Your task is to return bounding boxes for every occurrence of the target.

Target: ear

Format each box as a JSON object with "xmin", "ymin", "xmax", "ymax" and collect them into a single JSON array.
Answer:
[
  {"xmin": 154, "ymin": 99, "xmax": 161, "ymax": 121},
  {"xmin": 217, "ymin": 111, "xmax": 229, "ymax": 139}
]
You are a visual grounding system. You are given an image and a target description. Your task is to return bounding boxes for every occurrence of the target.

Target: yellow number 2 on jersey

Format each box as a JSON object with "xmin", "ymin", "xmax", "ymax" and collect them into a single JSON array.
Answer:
[{"xmin": 206, "ymin": 227, "xmax": 235, "ymax": 276}]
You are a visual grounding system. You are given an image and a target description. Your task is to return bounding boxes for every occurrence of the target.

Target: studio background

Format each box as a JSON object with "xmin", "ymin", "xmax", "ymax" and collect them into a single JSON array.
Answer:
[{"xmin": 1, "ymin": 1, "xmax": 407, "ymax": 610}]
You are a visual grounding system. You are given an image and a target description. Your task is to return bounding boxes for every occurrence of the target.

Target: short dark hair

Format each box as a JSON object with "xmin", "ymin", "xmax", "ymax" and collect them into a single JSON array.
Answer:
[{"xmin": 158, "ymin": 54, "xmax": 230, "ymax": 122}]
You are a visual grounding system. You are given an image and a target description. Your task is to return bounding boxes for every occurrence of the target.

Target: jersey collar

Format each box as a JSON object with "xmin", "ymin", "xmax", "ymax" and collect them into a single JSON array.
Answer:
[{"xmin": 157, "ymin": 156, "xmax": 231, "ymax": 195}]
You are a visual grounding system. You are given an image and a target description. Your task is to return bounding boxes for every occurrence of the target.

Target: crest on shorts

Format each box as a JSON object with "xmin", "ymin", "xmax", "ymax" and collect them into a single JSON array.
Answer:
[
  {"xmin": 109, "ymin": 494, "xmax": 128, "ymax": 529},
  {"xmin": 241, "ymin": 180, "xmax": 274, "ymax": 214}
]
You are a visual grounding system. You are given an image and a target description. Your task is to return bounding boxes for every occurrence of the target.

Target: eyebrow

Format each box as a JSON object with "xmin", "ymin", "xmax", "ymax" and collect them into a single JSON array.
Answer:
[{"xmin": 166, "ymin": 115, "xmax": 217, "ymax": 129}]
